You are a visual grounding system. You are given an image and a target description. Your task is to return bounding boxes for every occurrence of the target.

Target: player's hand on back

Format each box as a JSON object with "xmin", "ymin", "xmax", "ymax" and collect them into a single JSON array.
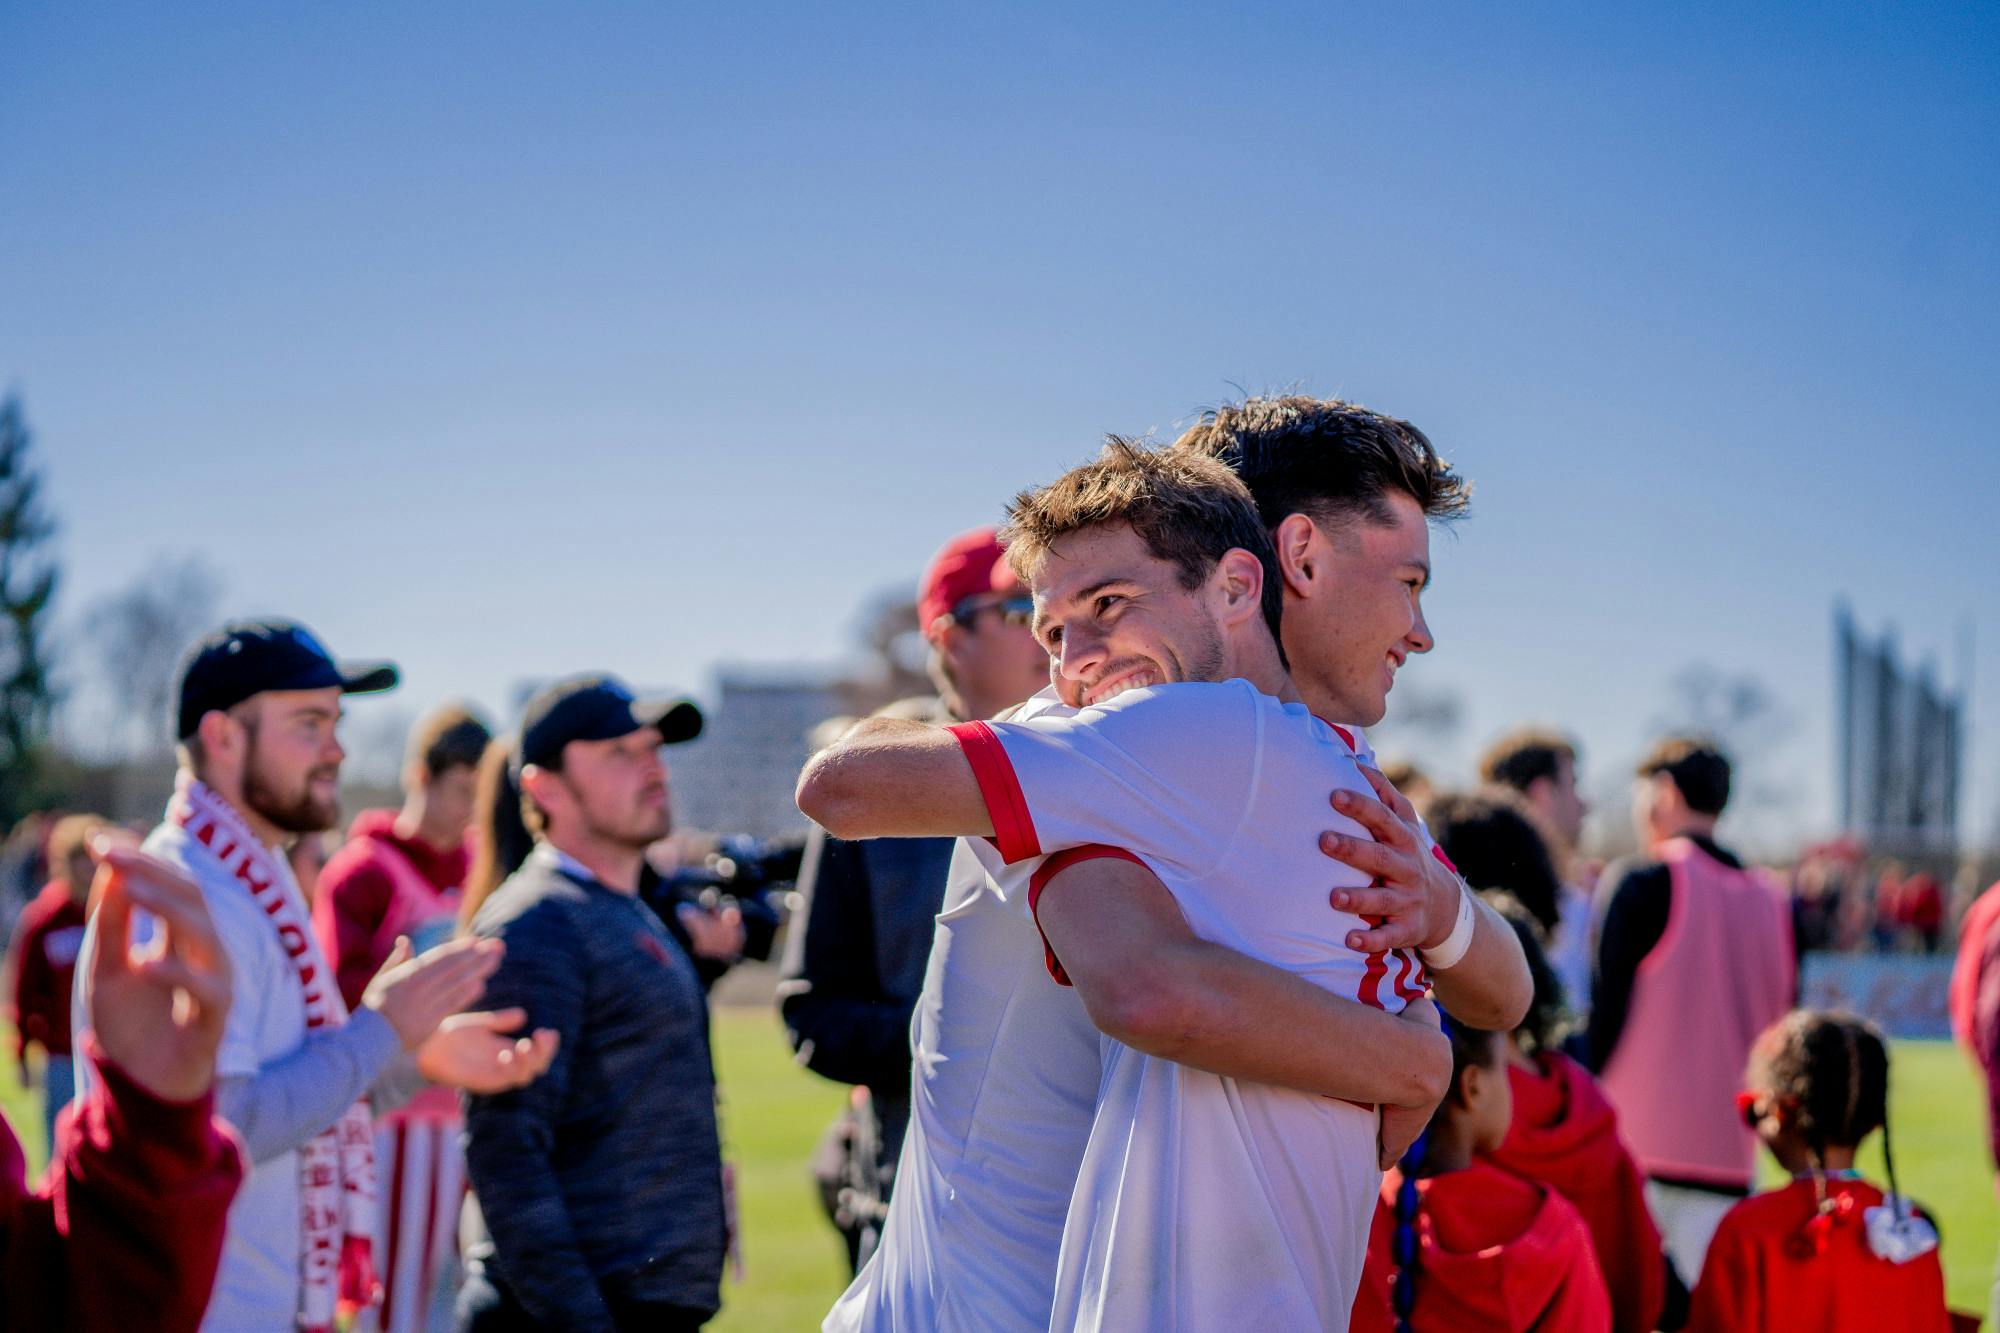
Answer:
[
  {"xmin": 362, "ymin": 934, "xmax": 504, "ymax": 1050},
  {"xmin": 1319, "ymin": 766, "xmax": 1462, "ymax": 953},
  {"xmin": 416, "ymin": 1007, "xmax": 560, "ymax": 1093},
  {"xmin": 87, "ymin": 834, "xmax": 234, "ymax": 1103}
]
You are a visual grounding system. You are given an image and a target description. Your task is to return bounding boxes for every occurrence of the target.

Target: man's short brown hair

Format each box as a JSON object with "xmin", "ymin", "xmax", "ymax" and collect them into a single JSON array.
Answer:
[
  {"xmin": 406, "ymin": 703, "xmax": 493, "ymax": 780},
  {"xmin": 1001, "ymin": 437, "xmax": 1285, "ymax": 659},
  {"xmin": 1636, "ymin": 735, "xmax": 1731, "ymax": 817},
  {"xmin": 1171, "ymin": 394, "xmax": 1470, "ymax": 535},
  {"xmin": 1479, "ymin": 728, "xmax": 1578, "ymax": 795}
]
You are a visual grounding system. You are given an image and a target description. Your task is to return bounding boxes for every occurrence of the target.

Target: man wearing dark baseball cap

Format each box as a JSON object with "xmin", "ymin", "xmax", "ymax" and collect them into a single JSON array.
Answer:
[
  {"xmin": 71, "ymin": 617, "xmax": 557, "ymax": 1332},
  {"xmin": 457, "ymin": 672, "xmax": 726, "ymax": 1330}
]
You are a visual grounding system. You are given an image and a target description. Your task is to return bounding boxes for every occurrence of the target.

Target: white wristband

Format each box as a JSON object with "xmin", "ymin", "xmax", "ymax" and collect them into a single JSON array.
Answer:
[{"xmin": 1418, "ymin": 880, "xmax": 1477, "ymax": 970}]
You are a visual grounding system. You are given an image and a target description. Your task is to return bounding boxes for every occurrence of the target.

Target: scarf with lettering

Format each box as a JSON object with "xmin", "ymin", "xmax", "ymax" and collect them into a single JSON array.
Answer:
[{"xmin": 169, "ymin": 774, "xmax": 377, "ymax": 1331}]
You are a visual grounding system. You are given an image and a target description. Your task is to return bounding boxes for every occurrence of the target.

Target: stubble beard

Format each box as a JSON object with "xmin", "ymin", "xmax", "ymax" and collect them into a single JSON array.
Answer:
[{"xmin": 242, "ymin": 742, "xmax": 341, "ymax": 835}]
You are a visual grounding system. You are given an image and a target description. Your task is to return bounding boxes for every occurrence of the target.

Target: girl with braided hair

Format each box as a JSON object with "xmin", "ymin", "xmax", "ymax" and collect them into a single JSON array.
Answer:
[
  {"xmin": 1352, "ymin": 1018, "xmax": 1611, "ymax": 1332},
  {"xmin": 1687, "ymin": 1010, "xmax": 1948, "ymax": 1332}
]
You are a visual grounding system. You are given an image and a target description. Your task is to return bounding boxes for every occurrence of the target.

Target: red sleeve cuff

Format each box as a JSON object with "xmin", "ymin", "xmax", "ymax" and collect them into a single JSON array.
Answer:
[
  {"xmin": 1026, "ymin": 845, "xmax": 1148, "ymax": 986},
  {"xmin": 947, "ymin": 721, "xmax": 1041, "ymax": 864}
]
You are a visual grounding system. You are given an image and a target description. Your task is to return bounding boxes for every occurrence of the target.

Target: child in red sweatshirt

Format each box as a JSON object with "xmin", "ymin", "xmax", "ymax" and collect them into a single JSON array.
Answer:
[
  {"xmin": 1480, "ymin": 895, "xmax": 1675, "ymax": 1333},
  {"xmin": 1353, "ymin": 1018, "xmax": 1612, "ymax": 1333},
  {"xmin": 1687, "ymin": 1009, "xmax": 1948, "ymax": 1333}
]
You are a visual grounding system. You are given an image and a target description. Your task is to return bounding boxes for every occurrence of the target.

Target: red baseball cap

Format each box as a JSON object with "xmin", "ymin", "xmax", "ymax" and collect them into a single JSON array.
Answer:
[{"xmin": 917, "ymin": 527, "xmax": 1023, "ymax": 643}]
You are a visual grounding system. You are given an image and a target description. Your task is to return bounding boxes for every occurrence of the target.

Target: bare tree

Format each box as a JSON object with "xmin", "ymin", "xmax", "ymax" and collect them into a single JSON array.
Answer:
[
  {"xmin": 1651, "ymin": 661, "xmax": 1800, "ymax": 848},
  {"xmin": 0, "ymin": 394, "xmax": 61, "ymax": 827},
  {"xmin": 83, "ymin": 556, "xmax": 222, "ymax": 758}
]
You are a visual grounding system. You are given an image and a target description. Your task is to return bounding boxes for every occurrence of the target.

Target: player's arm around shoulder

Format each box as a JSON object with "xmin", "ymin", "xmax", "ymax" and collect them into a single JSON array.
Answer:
[{"xmin": 795, "ymin": 716, "xmax": 994, "ymax": 842}]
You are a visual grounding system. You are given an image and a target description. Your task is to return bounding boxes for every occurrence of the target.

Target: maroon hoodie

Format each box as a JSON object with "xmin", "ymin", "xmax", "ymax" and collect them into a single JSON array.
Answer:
[
  {"xmin": 1, "ymin": 1037, "xmax": 243, "ymax": 1332},
  {"xmin": 1486, "ymin": 1051, "xmax": 1666, "ymax": 1333},
  {"xmin": 312, "ymin": 809, "xmax": 470, "ymax": 1011}
]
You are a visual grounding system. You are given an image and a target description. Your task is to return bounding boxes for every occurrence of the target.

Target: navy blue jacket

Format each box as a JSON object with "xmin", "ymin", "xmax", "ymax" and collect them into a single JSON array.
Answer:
[{"xmin": 462, "ymin": 847, "xmax": 724, "ymax": 1329}]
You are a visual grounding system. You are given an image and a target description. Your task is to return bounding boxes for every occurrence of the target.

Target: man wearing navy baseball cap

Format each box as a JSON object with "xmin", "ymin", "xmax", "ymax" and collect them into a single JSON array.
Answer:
[
  {"xmin": 457, "ymin": 672, "xmax": 727, "ymax": 1330},
  {"xmin": 72, "ymin": 617, "xmax": 558, "ymax": 1333}
]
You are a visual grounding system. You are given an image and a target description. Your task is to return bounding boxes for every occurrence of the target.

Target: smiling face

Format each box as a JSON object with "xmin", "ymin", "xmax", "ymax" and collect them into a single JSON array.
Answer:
[
  {"xmin": 1276, "ymin": 491, "xmax": 1436, "ymax": 727},
  {"xmin": 1027, "ymin": 522, "xmax": 1234, "ymax": 708}
]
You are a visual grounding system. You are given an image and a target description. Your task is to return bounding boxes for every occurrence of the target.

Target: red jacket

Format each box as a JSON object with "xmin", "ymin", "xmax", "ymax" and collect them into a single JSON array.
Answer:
[
  {"xmin": 7, "ymin": 886, "xmax": 86, "ymax": 1069},
  {"xmin": 0, "ymin": 1037, "xmax": 243, "ymax": 1332},
  {"xmin": 1951, "ymin": 881, "xmax": 2000, "ymax": 1172},
  {"xmin": 1687, "ymin": 1178, "xmax": 1948, "ymax": 1333},
  {"xmin": 1353, "ymin": 1161, "xmax": 1612, "ymax": 1333},
  {"xmin": 312, "ymin": 809, "xmax": 469, "ymax": 1011},
  {"xmin": 1485, "ymin": 1052, "xmax": 1666, "ymax": 1333}
]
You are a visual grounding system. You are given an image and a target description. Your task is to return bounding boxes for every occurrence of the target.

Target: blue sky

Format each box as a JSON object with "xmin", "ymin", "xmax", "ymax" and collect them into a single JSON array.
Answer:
[{"xmin": 4, "ymin": 2, "xmax": 1996, "ymax": 849}]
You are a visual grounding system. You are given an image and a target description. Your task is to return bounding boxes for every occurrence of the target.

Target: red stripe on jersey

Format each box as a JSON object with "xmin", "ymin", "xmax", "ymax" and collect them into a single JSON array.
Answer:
[
  {"xmin": 1357, "ymin": 919, "xmax": 1390, "ymax": 1010},
  {"xmin": 948, "ymin": 721, "xmax": 1042, "ymax": 864},
  {"xmin": 1027, "ymin": 845, "xmax": 1147, "ymax": 986},
  {"xmin": 1330, "ymin": 723, "xmax": 1356, "ymax": 751},
  {"xmin": 1430, "ymin": 844, "xmax": 1459, "ymax": 875}
]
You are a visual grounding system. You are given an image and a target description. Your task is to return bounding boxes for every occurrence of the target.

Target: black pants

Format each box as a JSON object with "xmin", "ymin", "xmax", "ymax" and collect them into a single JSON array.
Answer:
[{"xmin": 456, "ymin": 1269, "xmax": 712, "ymax": 1331}]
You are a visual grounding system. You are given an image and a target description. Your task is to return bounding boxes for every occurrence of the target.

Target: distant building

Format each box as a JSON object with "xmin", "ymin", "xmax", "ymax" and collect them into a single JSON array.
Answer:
[{"xmin": 670, "ymin": 666, "xmax": 844, "ymax": 841}]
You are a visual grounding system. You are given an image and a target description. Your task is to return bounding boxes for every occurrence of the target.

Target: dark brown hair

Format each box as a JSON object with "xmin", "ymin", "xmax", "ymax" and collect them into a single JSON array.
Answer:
[
  {"xmin": 1170, "ymin": 394, "xmax": 1469, "ymax": 536},
  {"xmin": 1478, "ymin": 727, "xmax": 1577, "ymax": 795},
  {"xmin": 460, "ymin": 737, "xmax": 539, "ymax": 931},
  {"xmin": 1001, "ymin": 436, "xmax": 1285, "ymax": 659},
  {"xmin": 406, "ymin": 702, "xmax": 493, "ymax": 780},
  {"xmin": 1636, "ymin": 735, "xmax": 1731, "ymax": 816},
  {"xmin": 1426, "ymin": 787, "xmax": 1563, "ymax": 934}
]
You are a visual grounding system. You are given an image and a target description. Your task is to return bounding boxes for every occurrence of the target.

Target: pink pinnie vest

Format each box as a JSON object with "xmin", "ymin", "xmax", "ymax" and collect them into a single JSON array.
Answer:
[{"xmin": 1599, "ymin": 837, "xmax": 1794, "ymax": 1189}]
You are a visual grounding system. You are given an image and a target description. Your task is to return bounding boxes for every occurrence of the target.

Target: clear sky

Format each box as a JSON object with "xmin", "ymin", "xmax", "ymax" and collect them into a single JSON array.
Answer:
[{"xmin": 5, "ymin": 2, "xmax": 1996, "ymax": 850}]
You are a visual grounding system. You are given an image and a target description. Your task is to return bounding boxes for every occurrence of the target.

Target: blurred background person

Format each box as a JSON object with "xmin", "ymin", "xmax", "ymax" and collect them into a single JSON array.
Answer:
[
  {"xmin": 314, "ymin": 701, "xmax": 494, "ymax": 1333},
  {"xmin": 5, "ymin": 811, "xmax": 101, "ymax": 1155},
  {"xmin": 1426, "ymin": 789, "xmax": 1566, "ymax": 952},
  {"xmin": 776, "ymin": 526, "xmax": 1048, "ymax": 1271},
  {"xmin": 1479, "ymin": 728, "xmax": 1595, "ymax": 1013},
  {"xmin": 456, "ymin": 675, "xmax": 723, "ymax": 1331},
  {"xmin": 71, "ymin": 618, "xmax": 553, "ymax": 1333},
  {"xmin": 4, "ymin": 839, "xmax": 246, "ymax": 1333},
  {"xmin": 1588, "ymin": 737, "xmax": 1796, "ymax": 1286}
]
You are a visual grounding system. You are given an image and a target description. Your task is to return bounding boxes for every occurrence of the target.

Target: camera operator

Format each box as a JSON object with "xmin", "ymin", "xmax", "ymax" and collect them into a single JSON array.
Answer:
[
  {"xmin": 642, "ymin": 835, "xmax": 797, "ymax": 990},
  {"xmin": 776, "ymin": 527, "xmax": 1049, "ymax": 1270}
]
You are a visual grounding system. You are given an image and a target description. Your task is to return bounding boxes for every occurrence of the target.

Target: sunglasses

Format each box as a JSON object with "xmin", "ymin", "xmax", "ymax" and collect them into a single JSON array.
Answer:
[{"xmin": 950, "ymin": 595, "xmax": 1034, "ymax": 629}]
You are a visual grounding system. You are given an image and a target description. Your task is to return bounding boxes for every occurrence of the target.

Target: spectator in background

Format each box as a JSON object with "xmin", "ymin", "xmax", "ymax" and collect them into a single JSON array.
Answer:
[
  {"xmin": 1588, "ymin": 737, "xmax": 1795, "ymax": 1286},
  {"xmin": 1426, "ymin": 789, "xmax": 1565, "ymax": 942},
  {"xmin": 4, "ymin": 838, "xmax": 245, "ymax": 1332},
  {"xmin": 1480, "ymin": 728, "xmax": 1596, "ymax": 1013},
  {"xmin": 1949, "ymin": 871, "xmax": 2000, "ymax": 1327},
  {"xmin": 777, "ymin": 525, "xmax": 1049, "ymax": 1271},
  {"xmin": 456, "ymin": 675, "xmax": 723, "ymax": 1331},
  {"xmin": 314, "ymin": 702, "xmax": 494, "ymax": 1333},
  {"xmin": 6, "ymin": 812, "xmax": 100, "ymax": 1155},
  {"xmin": 1481, "ymin": 894, "xmax": 1679, "ymax": 1333},
  {"xmin": 70, "ymin": 619, "xmax": 555, "ymax": 1333}
]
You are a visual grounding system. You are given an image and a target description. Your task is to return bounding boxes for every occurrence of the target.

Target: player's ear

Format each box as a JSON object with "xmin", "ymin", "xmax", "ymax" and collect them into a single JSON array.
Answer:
[
  {"xmin": 1213, "ymin": 548, "xmax": 1265, "ymax": 623},
  {"xmin": 1271, "ymin": 513, "xmax": 1318, "ymax": 597}
]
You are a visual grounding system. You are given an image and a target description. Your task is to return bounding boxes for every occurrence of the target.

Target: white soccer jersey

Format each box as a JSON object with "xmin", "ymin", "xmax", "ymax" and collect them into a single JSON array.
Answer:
[
  {"xmin": 826, "ymin": 692, "xmax": 1108, "ymax": 1333},
  {"xmin": 958, "ymin": 680, "xmax": 1427, "ymax": 1331},
  {"xmin": 825, "ymin": 683, "xmax": 1420, "ymax": 1332}
]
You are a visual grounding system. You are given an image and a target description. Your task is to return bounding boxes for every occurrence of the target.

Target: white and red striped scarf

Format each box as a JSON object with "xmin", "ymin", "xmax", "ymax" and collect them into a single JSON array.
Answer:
[{"xmin": 169, "ymin": 774, "xmax": 378, "ymax": 1332}]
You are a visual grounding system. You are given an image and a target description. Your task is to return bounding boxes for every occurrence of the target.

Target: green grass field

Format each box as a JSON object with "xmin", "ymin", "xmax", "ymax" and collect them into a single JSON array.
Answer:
[{"xmin": 5, "ymin": 1013, "xmax": 1994, "ymax": 1323}]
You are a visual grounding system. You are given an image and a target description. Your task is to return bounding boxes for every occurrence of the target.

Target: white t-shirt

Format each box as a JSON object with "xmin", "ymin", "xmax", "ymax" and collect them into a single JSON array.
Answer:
[
  {"xmin": 73, "ymin": 819, "xmax": 317, "ymax": 1331},
  {"xmin": 827, "ymin": 682, "xmax": 1424, "ymax": 1332}
]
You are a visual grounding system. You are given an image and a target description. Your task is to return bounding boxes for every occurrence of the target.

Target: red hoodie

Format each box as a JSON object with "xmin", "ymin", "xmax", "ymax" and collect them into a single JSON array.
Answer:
[
  {"xmin": 312, "ymin": 809, "xmax": 470, "ymax": 1011},
  {"xmin": 1687, "ymin": 1178, "xmax": 1948, "ymax": 1333},
  {"xmin": 1484, "ymin": 1051, "xmax": 1666, "ymax": 1333},
  {"xmin": 1353, "ymin": 1161, "xmax": 1612, "ymax": 1333},
  {"xmin": 1951, "ymin": 880, "xmax": 2000, "ymax": 1173},
  {"xmin": 7, "ymin": 884, "xmax": 86, "ymax": 1070}
]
